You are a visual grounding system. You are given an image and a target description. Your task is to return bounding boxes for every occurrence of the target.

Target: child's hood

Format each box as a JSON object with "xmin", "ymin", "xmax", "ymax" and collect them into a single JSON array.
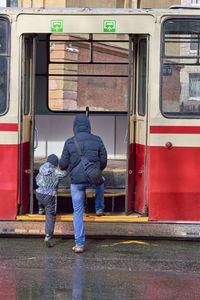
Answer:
[{"xmin": 39, "ymin": 162, "xmax": 55, "ymax": 176}]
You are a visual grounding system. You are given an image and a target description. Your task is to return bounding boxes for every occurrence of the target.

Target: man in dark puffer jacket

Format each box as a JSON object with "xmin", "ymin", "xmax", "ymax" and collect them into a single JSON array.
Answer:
[{"xmin": 59, "ymin": 114, "xmax": 107, "ymax": 253}]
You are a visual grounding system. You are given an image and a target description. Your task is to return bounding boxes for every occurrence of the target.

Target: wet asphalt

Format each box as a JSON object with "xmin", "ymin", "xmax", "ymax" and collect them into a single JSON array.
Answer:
[{"xmin": 0, "ymin": 237, "xmax": 200, "ymax": 300}]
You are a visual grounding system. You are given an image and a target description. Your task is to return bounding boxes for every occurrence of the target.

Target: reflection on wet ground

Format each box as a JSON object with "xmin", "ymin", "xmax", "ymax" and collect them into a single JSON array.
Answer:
[{"xmin": 0, "ymin": 238, "xmax": 200, "ymax": 299}]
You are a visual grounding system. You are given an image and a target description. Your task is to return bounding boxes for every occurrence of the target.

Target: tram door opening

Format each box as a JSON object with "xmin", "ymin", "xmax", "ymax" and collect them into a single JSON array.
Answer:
[
  {"xmin": 20, "ymin": 32, "xmax": 148, "ymax": 216},
  {"xmin": 32, "ymin": 33, "xmax": 130, "ymax": 215}
]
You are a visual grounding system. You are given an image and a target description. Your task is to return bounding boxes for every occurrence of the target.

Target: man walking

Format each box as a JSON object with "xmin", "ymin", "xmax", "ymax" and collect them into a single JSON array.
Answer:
[{"xmin": 59, "ymin": 114, "xmax": 107, "ymax": 253}]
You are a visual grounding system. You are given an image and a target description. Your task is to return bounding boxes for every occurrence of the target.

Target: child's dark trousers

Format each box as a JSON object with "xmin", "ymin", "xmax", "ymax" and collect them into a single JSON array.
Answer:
[{"xmin": 36, "ymin": 192, "xmax": 57, "ymax": 236}]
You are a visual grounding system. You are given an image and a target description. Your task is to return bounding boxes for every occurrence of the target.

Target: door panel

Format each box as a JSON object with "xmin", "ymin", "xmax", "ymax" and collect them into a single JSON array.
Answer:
[
  {"xmin": 20, "ymin": 36, "xmax": 34, "ymax": 214},
  {"xmin": 128, "ymin": 37, "xmax": 148, "ymax": 215},
  {"xmin": 134, "ymin": 38, "xmax": 148, "ymax": 214},
  {"xmin": 126, "ymin": 36, "xmax": 135, "ymax": 214},
  {"xmin": 134, "ymin": 121, "xmax": 146, "ymax": 213},
  {"xmin": 127, "ymin": 116, "xmax": 135, "ymax": 213}
]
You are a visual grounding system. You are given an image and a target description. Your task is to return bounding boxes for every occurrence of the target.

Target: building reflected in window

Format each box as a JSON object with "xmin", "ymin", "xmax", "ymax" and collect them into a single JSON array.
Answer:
[{"xmin": 0, "ymin": 0, "xmax": 18, "ymax": 7}]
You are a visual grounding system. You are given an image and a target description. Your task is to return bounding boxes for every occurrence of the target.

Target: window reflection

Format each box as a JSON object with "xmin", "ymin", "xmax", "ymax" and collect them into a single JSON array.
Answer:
[
  {"xmin": 162, "ymin": 19, "xmax": 200, "ymax": 116},
  {"xmin": 48, "ymin": 34, "xmax": 129, "ymax": 112},
  {"xmin": 0, "ymin": 18, "xmax": 9, "ymax": 115}
]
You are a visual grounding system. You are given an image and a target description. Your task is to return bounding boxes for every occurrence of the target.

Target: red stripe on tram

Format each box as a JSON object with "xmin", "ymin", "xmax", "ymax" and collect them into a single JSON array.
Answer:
[
  {"xmin": 150, "ymin": 126, "xmax": 200, "ymax": 134},
  {"xmin": 0, "ymin": 123, "xmax": 18, "ymax": 132}
]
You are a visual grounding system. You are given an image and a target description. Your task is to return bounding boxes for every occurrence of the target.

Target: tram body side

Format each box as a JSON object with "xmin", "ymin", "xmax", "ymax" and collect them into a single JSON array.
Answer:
[
  {"xmin": 148, "ymin": 13, "xmax": 200, "ymax": 221},
  {"xmin": 0, "ymin": 9, "xmax": 200, "ymax": 222},
  {"xmin": 0, "ymin": 14, "xmax": 19, "ymax": 220}
]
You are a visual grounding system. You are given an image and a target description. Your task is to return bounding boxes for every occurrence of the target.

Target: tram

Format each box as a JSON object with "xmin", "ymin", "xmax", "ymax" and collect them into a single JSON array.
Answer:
[{"xmin": 1, "ymin": 6, "xmax": 200, "ymax": 226}]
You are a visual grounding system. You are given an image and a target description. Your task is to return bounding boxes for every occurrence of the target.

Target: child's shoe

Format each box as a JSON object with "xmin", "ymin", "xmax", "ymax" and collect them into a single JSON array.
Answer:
[
  {"xmin": 39, "ymin": 208, "xmax": 45, "ymax": 215},
  {"xmin": 44, "ymin": 234, "xmax": 52, "ymax": 247}
]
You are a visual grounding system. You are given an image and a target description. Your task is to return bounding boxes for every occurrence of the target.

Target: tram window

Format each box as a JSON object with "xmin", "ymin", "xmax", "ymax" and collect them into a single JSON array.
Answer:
[
  {"xmin": 161, "ymin": 19, "xmax": 200, "ymax": 118},
  {"xmin": 23, "ymin": 38, "xmax": 31, "ymax": 115},
  {"xmin": 190, "ymin": 35, "xmax": 200, "ymax": 52},
  {"xmin": 49, "ymin": 63, "xmax": 128, "ymax": 77},
  {"xmin": 189, "ymin": 73, "xmax": 200, "ymax": 100},
  {"xmin": 48, "ymin": 34, "xmax": 129, "ymax": 112},
  {"xmin": 161, "ymin": 19, "xmax": 200, "ymax": 117},
  {"xmin": 0, "ymin": 17, "xmax": 9, "ymax": 115},
  {"xmin": 92, "ymin": 42, "xmax": 129, "ymax": 63},
  {"xmin": 9, "ymin": 0, "xmax": 18, "ymax": 6},
  {"xmin": 0, "ymin": 19, "xmax": 8, "ymax": 54},
  {"xmin": 0, "ymin": 0, "xmax": 18, "ymax": 7},
  {"xmin": 0, "ymin": 0, "xmax": 6, "ymax": 6},
  {"xmin": 0, "ymin": 0, "xmax": 17, "ymax": 6},
  {"xmin": 50, "ymin": 41, "xmax": 91, "ymax": 63},
  {"xmin": 138, "ymin": 39, "xmax": 147, "ymax": 116},
  {"xmin": 93, "ymin": 34, "xmax": 129, "ymax": 41},
  {"xmin": 49, "ymin": 75, "xmax": 128, "ymax": 111},
  {"xmin": 0, "ymin": 57, "xmax": 7, "ymax": 113}
]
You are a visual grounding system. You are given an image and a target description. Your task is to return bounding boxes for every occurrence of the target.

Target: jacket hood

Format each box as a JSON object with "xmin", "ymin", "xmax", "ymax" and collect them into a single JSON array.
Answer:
[
  {"xmin": 39, "ymin": 162, "xmax": 55, "ymax": 176},
  {"xmin": 73, "ymin": 114, "xmax": 91, "ymax": 135}
]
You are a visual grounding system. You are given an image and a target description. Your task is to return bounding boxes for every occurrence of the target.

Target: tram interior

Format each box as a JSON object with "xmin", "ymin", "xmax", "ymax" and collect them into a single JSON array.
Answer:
[{"xmin": 32, "ymin": 33, "xmax": 130, "ymax": 215}]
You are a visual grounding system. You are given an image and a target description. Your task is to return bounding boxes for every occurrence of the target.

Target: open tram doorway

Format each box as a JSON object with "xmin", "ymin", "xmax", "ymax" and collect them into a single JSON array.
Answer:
[{"xmin": 21, "ymin": 32, "xmax": 148, "ymax": 217}]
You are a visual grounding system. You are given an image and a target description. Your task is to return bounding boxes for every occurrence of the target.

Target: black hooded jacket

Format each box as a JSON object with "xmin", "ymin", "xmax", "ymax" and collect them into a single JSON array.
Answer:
[{"xmin": 59, "ymin": 114, "xmax": 107, "ymax": 184}]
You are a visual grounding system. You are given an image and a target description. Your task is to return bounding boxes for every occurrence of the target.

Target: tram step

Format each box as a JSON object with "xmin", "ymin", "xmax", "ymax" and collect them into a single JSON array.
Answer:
[
  {"xmin": 33, "ymin": 159, "xmax": 126, "ymax": 213},
  {"xmin": 33, "ymin": 187, "xmax": 126, "ymax": 213}
]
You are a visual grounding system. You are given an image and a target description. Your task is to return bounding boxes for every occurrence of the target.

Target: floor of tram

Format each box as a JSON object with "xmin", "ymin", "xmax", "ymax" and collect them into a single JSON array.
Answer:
[{"xmin": 17, "ymin": 212, "xmax": 148, "ymax": 222}]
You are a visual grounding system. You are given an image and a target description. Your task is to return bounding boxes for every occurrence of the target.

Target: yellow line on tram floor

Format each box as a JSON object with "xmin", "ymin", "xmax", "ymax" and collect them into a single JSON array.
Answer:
[
  {"xmin": 103, "ymin": 169, "xmax": 126, "ymax": 173},
  {"xmin": 58, "ymin": 193, "xmax": 126, "ymax": 198},
  {"xmin": 34, "ymin": 168, "xmax": 126, "ymax": 173},
  {"xmin": 16, "ymin": 215, "xmax": 148, "ymax": 222}
]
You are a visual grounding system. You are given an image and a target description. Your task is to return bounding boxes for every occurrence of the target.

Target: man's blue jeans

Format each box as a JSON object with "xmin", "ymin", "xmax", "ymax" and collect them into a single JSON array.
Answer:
[{"xmin": 71, "ymin": 183, "xmax": 104, "ymax": 247}]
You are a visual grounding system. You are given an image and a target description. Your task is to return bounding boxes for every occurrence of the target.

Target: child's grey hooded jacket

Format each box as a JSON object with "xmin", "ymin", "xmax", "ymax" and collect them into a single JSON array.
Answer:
[{"xmin": 36, "ymin": 162, "xmax": 67, "ymax": 196}]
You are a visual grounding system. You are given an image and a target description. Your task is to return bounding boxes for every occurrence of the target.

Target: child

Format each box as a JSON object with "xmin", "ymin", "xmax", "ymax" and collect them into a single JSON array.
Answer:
[{"xmin": 35, "ymin": 154, "xmax": 67, "ymax": 247}]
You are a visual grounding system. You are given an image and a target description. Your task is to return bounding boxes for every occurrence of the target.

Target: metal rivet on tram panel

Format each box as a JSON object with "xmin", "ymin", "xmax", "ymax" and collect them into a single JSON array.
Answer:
[
  {"xmin": 165, "ymin": 141, "xmax": 173, "ymax": 150},
  {"xmin": 25, "ymin": 169, "xmax": 32, "ymax": 174}
]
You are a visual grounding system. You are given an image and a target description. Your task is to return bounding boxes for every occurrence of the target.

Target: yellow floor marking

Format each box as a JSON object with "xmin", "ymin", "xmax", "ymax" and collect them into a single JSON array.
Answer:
[
  {"xmin": 35, "ymin": 192, "xmax": 126, "ymax": 197},
  {"xmin": 104, "ymin": 169, "xmax": 126, "ymax": 173},
  {"xmin": 101, "ymin": 240, "xmax": 149, "ymax": 247},
  {"xmin": 16, "ymin": 215, "xmax": 148, "ymax": 222},
  {"xmin": 85, "ymin": 193, "xmax": 126, "ymax": 197},
  {"xmin": 56, "ymin": 193, "xmax": 126, "ymax": 198},
  {"xmin": 28, "ymin": 257, "xmax": 36, "ymax": 260},
  {"xmin": 34, "ymin": 168, "xmax": 126, "ymax": 173}
]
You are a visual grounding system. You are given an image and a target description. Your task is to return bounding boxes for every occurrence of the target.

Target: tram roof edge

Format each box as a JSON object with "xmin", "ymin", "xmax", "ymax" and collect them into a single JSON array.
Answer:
[{"xmin": 0, "ymin": 7, "xmax": 193, "ymax": 14}]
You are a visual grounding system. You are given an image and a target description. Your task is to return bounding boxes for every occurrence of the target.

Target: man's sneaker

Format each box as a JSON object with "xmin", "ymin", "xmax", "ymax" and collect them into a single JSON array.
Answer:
[
  {"xmin": 39, "ymin": 208, "xmax": 45, "ymax": 215},
  {"xmin": 72, "ymin": 246, "xmax": 84, "ymax": 253},
  {"xmin": 96, "ymin": 212, "xmax": 105, "ymax": 216},
  {"xmin": 44, "ymin": 234, "xmax": 52, "ymax": 247}
]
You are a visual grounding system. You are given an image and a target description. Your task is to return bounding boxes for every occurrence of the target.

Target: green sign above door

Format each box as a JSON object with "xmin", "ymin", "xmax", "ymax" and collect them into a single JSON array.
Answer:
[
  {"xmin": 103, "ymin": 20, "xmax": 116, "ymax": 33},
  {"xmin": 51, "ymin": 20, "xmax": 63, "ymax": 32}
]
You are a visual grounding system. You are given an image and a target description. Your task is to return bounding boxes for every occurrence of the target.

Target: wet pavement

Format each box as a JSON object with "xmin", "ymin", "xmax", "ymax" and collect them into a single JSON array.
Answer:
[{"xmin": 0, "ymin": 237, "xmax": 200, "ymax": 299}]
